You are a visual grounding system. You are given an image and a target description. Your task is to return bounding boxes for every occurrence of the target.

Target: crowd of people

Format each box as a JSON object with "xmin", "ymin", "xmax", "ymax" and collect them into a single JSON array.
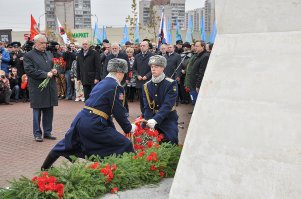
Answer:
[
  {"xmin": 0, "ymin": 38, "xmax": 213, "ymax": 107},
  {"xmin": 1, "ymin": 34, "xmax": 213, "ymax": 169},
  {"xmin": 1, "ymin": 35, "xmax": 213, "ymax": 142}
]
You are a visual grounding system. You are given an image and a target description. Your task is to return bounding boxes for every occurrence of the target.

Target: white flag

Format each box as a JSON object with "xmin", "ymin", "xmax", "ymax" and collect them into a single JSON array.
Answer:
[{"xmin": 57, "ymin": 18, "xmax": 70, "ymax": 44}]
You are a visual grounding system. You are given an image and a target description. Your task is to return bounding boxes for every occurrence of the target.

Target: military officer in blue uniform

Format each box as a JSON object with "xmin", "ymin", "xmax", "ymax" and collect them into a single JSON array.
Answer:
[
  {"xmin": 143, "ymin": 55, "xmax": 179, "ymax": 145},
  {"xmin": 41, "ymin": 58, "xmax": 136, "ymax": 170}
]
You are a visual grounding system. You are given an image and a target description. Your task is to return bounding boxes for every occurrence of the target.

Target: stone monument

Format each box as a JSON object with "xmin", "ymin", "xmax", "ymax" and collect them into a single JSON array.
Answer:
[{"xmin": 170, "ymin": 0, "xmax": 301, "ymax": 198}]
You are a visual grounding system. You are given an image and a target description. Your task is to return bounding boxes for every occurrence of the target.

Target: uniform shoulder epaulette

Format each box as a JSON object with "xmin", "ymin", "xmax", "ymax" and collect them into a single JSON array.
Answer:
[
  {"xmin": 145, "ymin": 79, "xmax": 152, "ymax": 85},
  {"xmin": 165, "ymin": 77, "xmax": 174, "ymax": 82}
]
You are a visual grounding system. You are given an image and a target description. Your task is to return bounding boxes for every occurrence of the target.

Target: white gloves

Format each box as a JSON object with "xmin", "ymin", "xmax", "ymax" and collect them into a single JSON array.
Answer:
[
  {"xmin": 130, "ymin": 123, "xmax": 136, "ymax": 133},
  {"xmin": 147, "ymin": 119, "xmax": 157, "ymax": 129}
]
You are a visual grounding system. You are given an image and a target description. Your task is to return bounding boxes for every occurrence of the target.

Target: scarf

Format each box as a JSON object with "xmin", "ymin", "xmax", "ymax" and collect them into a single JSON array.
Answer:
[{"xmin": 152, "ymin": 73, "xmax": 165, "ymax": 84}]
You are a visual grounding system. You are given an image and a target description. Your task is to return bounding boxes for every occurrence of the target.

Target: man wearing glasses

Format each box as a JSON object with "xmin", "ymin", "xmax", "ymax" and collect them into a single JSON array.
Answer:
[{"xmin": 24, "ymin": 34, "xmax": 58, "ymax": 142}]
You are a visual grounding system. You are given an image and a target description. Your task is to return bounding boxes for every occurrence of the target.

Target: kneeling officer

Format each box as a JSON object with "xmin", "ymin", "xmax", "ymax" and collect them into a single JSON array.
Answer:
[{"xmin": 41, "ymin": 58, "xmax": 135, "ymax": 170}]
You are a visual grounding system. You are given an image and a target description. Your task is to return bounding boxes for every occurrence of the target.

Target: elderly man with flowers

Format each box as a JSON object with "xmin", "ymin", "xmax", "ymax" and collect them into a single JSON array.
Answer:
[
  {"xmin": 143, "ymin": 55, "xmax": 179, "ymax": 145},
  {"xmin": 41, "ymin": 58, "xmax": 136, "ymax": 170}
]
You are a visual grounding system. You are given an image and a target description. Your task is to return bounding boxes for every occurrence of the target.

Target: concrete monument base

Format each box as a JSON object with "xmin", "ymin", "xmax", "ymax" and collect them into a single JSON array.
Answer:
[{"xmin": 170, "ymin": 0, "xmax": 301, "ymax": 198}]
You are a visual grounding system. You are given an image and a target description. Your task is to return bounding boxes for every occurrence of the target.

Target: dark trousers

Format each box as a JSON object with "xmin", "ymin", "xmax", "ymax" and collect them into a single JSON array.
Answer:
[
  {"xmin": 33, "ymin": 107, "xmax": 53, "ymax": 138},
  {"xmin": 138, "ymin": 88, "xmax": 144, "ymax": 116},
  {"xmin": 41, "ymin": 150, "xmax": 85, "ymax": 170},
  {"xmin": 83, "ymin": 84, "xmax": 95, "ymax": 101},
  {"xmin": 65, "ymin": 70, "xmax": 74, "ymax": 99}
]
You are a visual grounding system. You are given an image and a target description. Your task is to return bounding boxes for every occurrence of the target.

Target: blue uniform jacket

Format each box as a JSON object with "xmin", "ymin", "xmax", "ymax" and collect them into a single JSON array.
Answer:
[
  {"xmin": 52, "ymin": 77, "xmax": 133, "ymax": 157},
  {"xmin": 143, "ymin": 77, "xmax": 179, "ymax": 144}
]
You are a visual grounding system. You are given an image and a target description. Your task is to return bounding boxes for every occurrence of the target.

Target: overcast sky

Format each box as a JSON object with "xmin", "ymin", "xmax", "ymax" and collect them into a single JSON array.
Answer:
[{"xmin": 0, "ymin": 0, "xmax": 204, "ymax": 31}]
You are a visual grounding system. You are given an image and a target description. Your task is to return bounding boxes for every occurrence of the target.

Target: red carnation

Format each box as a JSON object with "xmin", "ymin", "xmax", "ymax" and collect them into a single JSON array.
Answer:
[
  {"xmin": 111, "ymin": 187, "xmax": 118, "ymax": 194},
  {"xmin": 138, "ymin": 151, "xmax": 145, "ymax": 157},
  {"xmin": 150, "ymin": 165, "xmax": 157, "ymax": 171},
  {"xmin": 147, "ymin": 141, "xmax": 153, "ymax": 148},
  {"xmin": 160, "ymin": 171, "xmax": 165, "ymax": 177},
  {"xmin": 91, "ymin": 162, "xmax": 100, "ymax": 169}
]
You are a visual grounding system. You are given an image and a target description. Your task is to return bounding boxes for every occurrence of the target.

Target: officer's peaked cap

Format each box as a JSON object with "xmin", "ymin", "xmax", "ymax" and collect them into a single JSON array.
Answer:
[
  {"xmin": 148, "ymin": 55, "xmax": 167, "ymax": 68},
  {"xmin": 107, "ymin": 58, "xmax": 128, "ymax": 73}
]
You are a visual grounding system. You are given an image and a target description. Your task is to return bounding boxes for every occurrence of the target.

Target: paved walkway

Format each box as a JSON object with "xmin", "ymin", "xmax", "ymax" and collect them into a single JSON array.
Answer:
[{"xmin": 0, "ymin": 100, "xmax": 193, "ymax": 187}]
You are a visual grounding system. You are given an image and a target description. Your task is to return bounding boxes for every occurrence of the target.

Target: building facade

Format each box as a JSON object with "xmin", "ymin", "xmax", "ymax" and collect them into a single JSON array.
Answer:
[
  {"xmin": 45, "ymin": 0, "xmax": 91, "ymax": 31},
  {"xmin": 185, "ymin": 0, "xmax": 215, "ymax": 36},
  {"xmin": 185, "ymin": 8, "xmax": 204, "ymax": 32},
  {"xmin": 139, "ymin": 0, "xmax": 185, "ymax": 30},
  {"xmin": 204, "ymin": 0, "xmax": 215, "ymax": 32}
]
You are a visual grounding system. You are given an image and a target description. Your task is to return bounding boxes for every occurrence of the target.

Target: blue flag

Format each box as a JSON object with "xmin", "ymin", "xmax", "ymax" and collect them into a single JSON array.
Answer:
[
  {"xmin": 93, "ymin": 22, "xmax": 102, "ymax": 44},
  {"xmin": 102, "ymin": 25, "xmax": 107, "ymax": 40},
  {"xmin": 167, "ymin": 18, "xmax": 172, "ymax": 44},
  {"xmin": 185, "ymin": 15, "xmax": 193, "ymax": 43},
  {"xmin": 209, "ymin": 20, "xmax": 217, "ymax": 43},
  {"xmin": 121, "ymin": 24, "xmax": 130, "ymax": 45},
  {"xmin": 175, "ymin": 18, "xmax": 182, "ymax": 41},
  {"xmin": 200, "ymin": 17, "xmax": 206, "ymax": 42},
  {"xmin": 134, "ymin": 20, "xmax": 140, "ymax": 44}
]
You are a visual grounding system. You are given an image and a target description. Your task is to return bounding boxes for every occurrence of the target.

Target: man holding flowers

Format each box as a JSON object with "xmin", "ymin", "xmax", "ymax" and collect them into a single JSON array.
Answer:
[
  {"xmin": 41, "ymin": 58, "xmax": 136, "ymax": 170},
  {"xmin": 24, "ymin": 34, "xmax": 58, "ymax": 142},
  {"xmin": 143, "ymin": 55, "xmax": 179, "ymax": 145}
]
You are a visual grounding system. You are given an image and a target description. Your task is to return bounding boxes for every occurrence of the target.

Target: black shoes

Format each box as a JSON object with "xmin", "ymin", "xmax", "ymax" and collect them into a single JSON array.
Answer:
[
  {"xmin": 44, "ymin": 135, "xmax": 57, "ymax": 140},
  {"xmin": 35, "ymin": 135, "xmax": 56, "ymax": 142},
  {"xmin": 35, "ymin": 136, "xmax": 43, "ymax": 142}
]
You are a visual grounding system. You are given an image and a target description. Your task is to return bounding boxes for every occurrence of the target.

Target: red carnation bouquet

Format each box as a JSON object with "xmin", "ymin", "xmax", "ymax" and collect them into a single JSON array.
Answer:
[
  {"xmin": 38, "ymin": 57, "xmax": 65, "ymax": 91},
  {"xmin": 128, "ymin": 116, "xmax": 164, "ymax": 151}
]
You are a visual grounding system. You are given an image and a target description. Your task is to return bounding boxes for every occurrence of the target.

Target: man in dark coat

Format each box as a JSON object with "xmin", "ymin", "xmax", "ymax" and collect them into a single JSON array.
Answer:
[
  {"xmin": 63, "ymin": 43, "xmax": 77, "ymax": 100},
  {"xmin": 132, "ymin": 41, "xmax": 154, "ymax": 115},
  {"xmin": 143, "ymin": 55, "xmax": 179, "ymax": 145},
  {"xmin": 41, "ymin": 58, "xmax": 136, "ymax": 170},
  {"xmin": 23, "ymin": 34, "xmax": 58, "ymax": 142},
  {"xmin": 99, "ymin": 43, "xmax": 111, "ymax": 80},
  {"xmin": 10, "ymin": 42, "xmax": 25, "ymax": 78},
  {"xmin": 164, "ymin": 44, "xmax": 182, "ymax": 80},
  {"xmin": 189, "ymin": 40, "xmax": 210, "ymax": 104},
  {"xmin": 77, "ymin": 39, "xmax": 101, "ymax": 101},
  {"xmin": 103, "ymin": 43, "xmax": 130, "ymax": 80}
]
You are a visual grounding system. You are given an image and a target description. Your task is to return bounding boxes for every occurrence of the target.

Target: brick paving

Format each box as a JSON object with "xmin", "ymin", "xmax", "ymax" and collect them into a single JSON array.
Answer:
[{"xmin": 0, "ymin": 100, "xmax": 193, "ymax": 187}]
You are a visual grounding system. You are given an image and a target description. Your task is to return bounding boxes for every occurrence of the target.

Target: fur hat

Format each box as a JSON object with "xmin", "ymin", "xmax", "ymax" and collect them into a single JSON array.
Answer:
[
  {"xmin": 148, "ymin": 55, "xmax": 167, "ymax": 68},
  {"xmin": 107, "ymin": 58, "xmax": 128, "ymax": 73}
]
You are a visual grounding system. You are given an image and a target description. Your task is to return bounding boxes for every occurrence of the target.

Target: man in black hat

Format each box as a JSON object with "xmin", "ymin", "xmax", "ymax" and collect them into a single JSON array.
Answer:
[
  {"xmin": 175, "ymin": 40, "xmax": 183, "ymax": 54},
  {"xmin": 10, "ymin": 42, "xmax": 25, "ymax": 81},
  {"xmin": 41, "ymin": 58, "xmax": 135, "ymax": 170},
  {"xmin": 178, "ymin": 42, "xmax": 193, "ymax": 104}
]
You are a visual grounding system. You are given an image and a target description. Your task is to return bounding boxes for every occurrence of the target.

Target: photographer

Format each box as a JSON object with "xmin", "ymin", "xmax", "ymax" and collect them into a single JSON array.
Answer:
[
  {"xmin": 0, "ymin": 70, "xmax": 12, "ymax": 105},
  {"xmin": 9, "ymin": 67, "xmax": 20, "ymax": 102}
]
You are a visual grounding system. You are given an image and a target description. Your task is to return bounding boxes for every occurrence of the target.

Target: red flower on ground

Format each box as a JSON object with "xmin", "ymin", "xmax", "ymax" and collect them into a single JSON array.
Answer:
[
  {"xmin": 91, "ymin": 162, "xmax": 100, "ymax": 169},
  {"xmin": 150, "ymin": 165, "xmax": 157, "ymax": 171},
  {"xmin": 147, "ymin": 141, "xmax": 153, "ymax": 148},
  {"xmin": 138, "ymin": 151, "xmax": 145, "ymax": 157},
  {"xmin": 32, "ymin": 172, "xmax": 64, "ymax": 199},
  {"xmin": 160, "ymin": 171, "xmax": 165, "ymax": 177},
  {"xmin": 111, "ymin": 187, "xmax": 118, "ymax": 194},
  {"xmin": 146, "ymin": 152, "xmax": 158, "ymax": 162}
]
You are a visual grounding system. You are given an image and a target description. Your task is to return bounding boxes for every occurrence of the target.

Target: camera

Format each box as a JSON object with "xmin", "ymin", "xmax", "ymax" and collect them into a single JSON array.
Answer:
[{"xmin": 0, "ymin": 75, "xmax": 5, "ymax": 79}]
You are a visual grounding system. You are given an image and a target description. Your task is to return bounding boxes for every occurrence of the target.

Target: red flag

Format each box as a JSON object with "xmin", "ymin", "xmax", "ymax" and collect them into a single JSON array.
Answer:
[{"xmin": 30, "ymin": 14, "xmax": 40, "ymax": 41}]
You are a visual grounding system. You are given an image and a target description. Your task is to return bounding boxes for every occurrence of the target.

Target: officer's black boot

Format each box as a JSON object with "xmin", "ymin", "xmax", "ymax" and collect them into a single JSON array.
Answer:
[{"xmin": 41, "ymin": 151, "xmax": 60, "ymax": 170}]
